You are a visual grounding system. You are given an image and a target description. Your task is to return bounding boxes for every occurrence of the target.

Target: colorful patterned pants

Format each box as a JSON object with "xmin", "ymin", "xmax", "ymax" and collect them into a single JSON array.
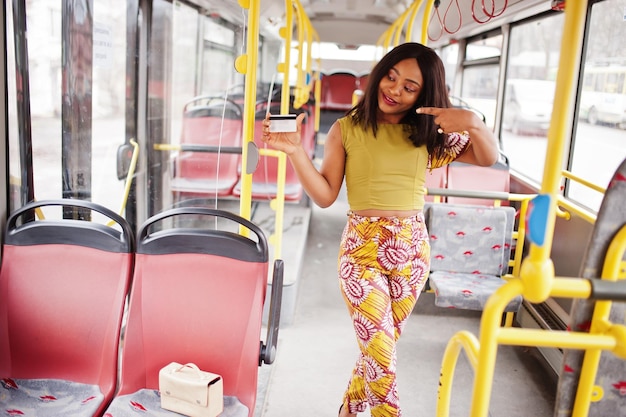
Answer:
[{"xmin": 338, "ymin": 212, "xmax": 430, "ymax": 417}]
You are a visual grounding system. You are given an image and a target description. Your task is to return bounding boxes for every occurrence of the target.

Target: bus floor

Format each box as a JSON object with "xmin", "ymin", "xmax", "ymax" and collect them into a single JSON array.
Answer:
[{"xmin": 254, "ymin": 196, "xmax": 557, "ymax": 417}]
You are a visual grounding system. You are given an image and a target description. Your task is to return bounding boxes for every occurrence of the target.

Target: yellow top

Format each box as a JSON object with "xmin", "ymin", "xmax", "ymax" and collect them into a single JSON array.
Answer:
[{"xmin": 339, "ymin": 116, "xmax": 470, "ymax": 211}]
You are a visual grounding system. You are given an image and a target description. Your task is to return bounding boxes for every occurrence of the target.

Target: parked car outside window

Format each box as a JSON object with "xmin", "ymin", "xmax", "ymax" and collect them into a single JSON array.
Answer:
[{"xmin": 502, "ymin": 79, "xmax": 555, "ymax": 136}]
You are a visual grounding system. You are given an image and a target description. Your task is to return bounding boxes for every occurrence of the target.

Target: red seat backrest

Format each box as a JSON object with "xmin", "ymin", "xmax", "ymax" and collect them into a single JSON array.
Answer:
[
  {"xmin": 425, "ymin": 167, "xmax": 448, "ymax": 202},
  {"xmin": 115, "ymin": 208, "xmax": 269, "ymax": 417},
  {"xmin": 446, "ymin": 158, "xmax": 510, "ymax": 206},
  {"xmin": 357, "ymin": 72, "xmax": 369, "ymax": 91},
  {"xmin": 0, "ymin": 200, "xmax": 134, "ymax": 416},
  {"xmin": 173, "ymin": 98, "xmax": 243, "ymax": 197},
  {"xmin": 320, "ymin": 71, "xmax": 358, "ymax": 111}
]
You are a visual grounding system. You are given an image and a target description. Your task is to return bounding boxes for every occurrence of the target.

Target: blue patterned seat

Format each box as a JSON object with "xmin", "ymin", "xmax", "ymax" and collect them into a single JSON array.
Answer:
[{"xmin": 426, "ymin": 204, "xmax": 522, "ymax": 312}]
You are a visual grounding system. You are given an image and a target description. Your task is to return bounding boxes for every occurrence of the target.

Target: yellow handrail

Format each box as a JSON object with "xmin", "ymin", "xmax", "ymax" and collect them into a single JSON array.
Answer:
[
  {"xmin": 378, "ymin": 3, "xmax": 415, "ymax": 51},
  {"xmin": 572, "ymin": 224, "xmax": 626, "ymax": 417},
  {"xmin": 405, "ymin": 0, "xmax": 425, "ymax": 43},
  {"xmin": 294, "ymin": 1, "xmax": 306, "ymax": 107},
  {"xmin": 470, "ymin": 3, "xmax": 590, "ymax": 413},
  {"xmin": 392, "ymin": 5, "xmax": 416, "ymax": 46},
  {"xmin": 437, "ymin": 331, "xmax": 479, "ymax": 417},
  {"xmin": 519, "ymin": 0, "xmax": 588, "ymax": 304},
  {"xmin": 292, "ymin": 0, "xmax": 318, "ymax": 110},
  {"xmin": 419, "ymin": 0, "xmax": 434, "ymax": 45},
  {"xmin": 234, "ymin": 0, "xmax": 261, "ymax": 234},
  {"xmin": 436, "ymin": 216, "xmax": 623, "ymax": 417},
  {"xmin": 408, "ymin": 1, "xmax": 624, "ymax": 416},
  {"xmin": 107, "ymin": 139, "xmax": 139, "ymax": 227},
  {"xmin": 431, "ymin": 189, "xmax": 623, "ymax": 417},
  {"xmin": 279, "ymin": 0, "xmax": 293, "ymax": 116},
  {"xmin": 436, "ymin": 224, "xmax": 626, "ymax": 416},
  {"xmin": 562, "ymin": 169, "xmax": 606, "ymax": 194},
  {"xmin": 263, "ymin": 0, "xmax": 318, "ymax": 260},
  {"xmin": 375, "ymin": 0, "xmax": 436, "ymax": 52},
  {"xmin": 155, "ymin": 1, "xmax": 308, "ymax": 262},
  {"xmin": 259, "ymin": 148, "xmax": 287, "ymax": 261},
  {"xmin": 557, "ymin": 195, "xmax": 597, "ymax": 224}
]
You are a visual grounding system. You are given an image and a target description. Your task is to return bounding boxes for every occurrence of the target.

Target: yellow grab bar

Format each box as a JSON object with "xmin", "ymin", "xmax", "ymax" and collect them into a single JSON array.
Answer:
[{"xmin": 107, "ymin": 139, "xmax": 138, "ymax": 227}]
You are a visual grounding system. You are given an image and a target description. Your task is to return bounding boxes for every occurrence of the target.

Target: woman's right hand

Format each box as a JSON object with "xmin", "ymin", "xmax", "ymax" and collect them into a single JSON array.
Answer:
[{"xmin": 261, "ymin": 113, "xmax": 307, "ymax": 156}]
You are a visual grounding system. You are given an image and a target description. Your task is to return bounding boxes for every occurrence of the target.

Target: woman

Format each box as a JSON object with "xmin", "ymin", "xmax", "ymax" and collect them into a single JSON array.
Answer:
[{"xmin": 261, "ymin": 42, "xmax": 498, "ymax": 417}]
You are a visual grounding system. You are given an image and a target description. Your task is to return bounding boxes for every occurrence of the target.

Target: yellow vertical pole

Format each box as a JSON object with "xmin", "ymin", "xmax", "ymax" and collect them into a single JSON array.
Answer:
[
  {"xmin": 420, "ymin": 0, "xmax": 435, "ymax": 45},
  {"xmin": 279, "ymin": 0, "xmax": 293, "ymax": 116},
  {"xmin": 313, "ymin": 34, "xmax": 321, "ymax": 132},
  {"xmin": 392, "ymin": 8, "xmax": 410, "ymax": 46},
  {"xmin": 234, "ymin": 0, "xmax": 261, "ymax": 230},
  {"xmin": 378, "ymin": 0, "xmax": 430, "ymax": 50},
  {"xmin": 294, "ymin": 2, "xmax": 305, "ymax": 106},
  {"xmin": 470, "ymin": 3, "xmax": 590, "ymax": 417},
  {"xmin": 405, "ymin": 0, "xmax": 424, "ymax": 43},
  {"xmin": 572, "ymin": 225, "xmax": 626, "ymax": 417},
  {"xmin": 519, "ymin": 0, "xmax": 588, "ymax": 302},
  {"xmin": 296, "ymin": 4, "xmax": 320, "ymax": 126}
]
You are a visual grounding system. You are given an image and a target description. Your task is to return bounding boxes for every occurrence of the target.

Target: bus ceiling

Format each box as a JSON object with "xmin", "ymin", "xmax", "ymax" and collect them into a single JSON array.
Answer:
[{"xmin": 193, "ymin": 0, "xmax": 560, "ymax": 47}]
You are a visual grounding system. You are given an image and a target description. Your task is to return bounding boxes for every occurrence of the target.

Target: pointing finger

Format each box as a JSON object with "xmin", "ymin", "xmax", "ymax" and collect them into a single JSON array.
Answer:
[{"xmin": 416, "ymin": 107, "xmax": 441, "ymax": 115}]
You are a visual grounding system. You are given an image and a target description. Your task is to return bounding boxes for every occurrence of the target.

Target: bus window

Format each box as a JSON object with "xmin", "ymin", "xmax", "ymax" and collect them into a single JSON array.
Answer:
[
  {"xmin": 200, "ymin": 19, "xmax": 239, "ymax": 97},
  {"xmin": 6, "ymin": 3, "xmax": 21, "ymax": 212},
  {"xmin": 440, "ymin": 43, "xmax": 459, "ymax": 94},
  {"xmin": 571, "ymin": 0, "xmax": 626, "ymax": 210},
  {"xmin": 169, "ymin": 2, "xmax": 201, "ymax": 144},
  {"xmin": 462, "ymin": 65, "xmax": 499, "ymax": 128},
  {"xmin": 500, "ymin": 12, "xmax": 564, "ymax": 184},
  {"xmin": 459, "ymin": 33, "xmax": 502, "ymax": 130},
  {"xmin": 7, "ymin": 1, "xmax": 128, "ymax": 219},
  {"xmin": 580, "ymin": 65, "xmax": 626, "ymax": 126},
  {"xmin": 92, "ymin": 0, "xmax": 127, "ymax": 210},
  {"xmin": 148, "ymin": 2, "xmax": 243, "ymax": 217},
  {"xmin": 502, "ymin": 79, "xmax": 555, "ymax": 136}
]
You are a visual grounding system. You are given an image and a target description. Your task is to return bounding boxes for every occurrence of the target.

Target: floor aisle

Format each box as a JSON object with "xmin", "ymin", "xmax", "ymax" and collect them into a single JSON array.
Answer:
[{"xmin": 256, "ymin": 200, "xmax": 556, "ymax": 417}]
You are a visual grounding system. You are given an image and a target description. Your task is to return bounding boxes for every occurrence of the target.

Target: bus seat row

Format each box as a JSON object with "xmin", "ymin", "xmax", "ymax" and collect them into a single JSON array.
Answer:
[
  {"xmin": 170, "ymin": 97, "xmax": 244, "ymax": 197},
  {"xmin": 0, "ymin": 200, "xmax": 134, "ymax": 417},
  {"xmin": 422, "ymin": 150, "xmax": 519, "ymax": 317},
  {"xmin": 0, "ymin": 200, "xmax": 282, "ymax": 417},
  {"xmin": 170, "ymin": 90, "xmax": 509, "ymax": 207},
  {"xmin": 318, "ymin": 70, "xmax": 369, "ymax": 111},
  {"xmin": 171, "ymin": 95, "xmax": 317, "ymax": 205}
]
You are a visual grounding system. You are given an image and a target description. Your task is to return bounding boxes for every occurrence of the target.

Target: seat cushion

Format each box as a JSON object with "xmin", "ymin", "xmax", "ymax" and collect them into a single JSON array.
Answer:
[
  {"xmin": 429, "ymin": 271, "xmax": 522, "ymax": 312},
  {"xmin": 0, "ymin": 378, "xmax": 103, "ymax": 416},
  {"xmin": 102, "ymin": 389, "xmax": 248, "ymax": 417}
]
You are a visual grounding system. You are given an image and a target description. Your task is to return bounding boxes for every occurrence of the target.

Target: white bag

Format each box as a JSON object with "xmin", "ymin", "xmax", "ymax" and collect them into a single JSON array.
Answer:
[{"xmin": 159, "ymin": 362, "xmax": 224, "ymax": 417}]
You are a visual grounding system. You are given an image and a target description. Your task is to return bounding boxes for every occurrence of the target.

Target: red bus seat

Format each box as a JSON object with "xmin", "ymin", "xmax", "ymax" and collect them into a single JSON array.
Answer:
[
  {"xmin": 425, "ymin": 167, "xmax": 448, "ymax": 202},
  {"xmin": 102, "ymin": 208, "xmax": 283, "ymax": 417},
  {"xmin": 446, "ymin": 152, "xmax": 510, "ymax": 206},
  {"xmin": 0, "ymin": 200, "xmax": 134, "ymax": 417},
  {"xmin": 320, "ymin": 70, "xmax": 357, "ymax": 111},
  {"xmin": 171, "ymin": 97, "xmax": 243, "ymax": 198},
  {"xmin": 299, "ymin": 96, "xmax": 318, "ymax": 156},
  {"xmin": 357, "ymin": 72, "xmax": 369, "ymax": 92}
]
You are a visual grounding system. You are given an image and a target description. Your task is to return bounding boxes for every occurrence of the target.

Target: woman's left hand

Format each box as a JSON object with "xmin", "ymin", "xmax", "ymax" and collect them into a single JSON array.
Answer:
[{"xmin": 416, "ymin": 106, "xmax": 499, "ymax": 166}]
